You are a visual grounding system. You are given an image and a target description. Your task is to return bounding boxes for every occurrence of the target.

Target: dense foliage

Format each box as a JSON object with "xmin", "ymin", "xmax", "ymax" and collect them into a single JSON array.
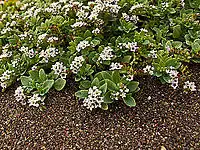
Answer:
[{"xmin": 0, "ymin": 0, "xmax": 199, "ymax": 110}]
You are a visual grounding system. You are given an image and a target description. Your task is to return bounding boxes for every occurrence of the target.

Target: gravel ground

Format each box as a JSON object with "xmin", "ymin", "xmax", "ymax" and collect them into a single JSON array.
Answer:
[{"xmin": 0, "ymin": 64, "xmax": 200, "ymax": 150}]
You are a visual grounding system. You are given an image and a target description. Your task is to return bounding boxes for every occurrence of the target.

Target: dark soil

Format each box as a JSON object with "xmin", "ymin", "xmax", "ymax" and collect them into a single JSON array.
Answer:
[{"xmin": 0, "ymin": 64, "xmax": 200, "ymax": 150}]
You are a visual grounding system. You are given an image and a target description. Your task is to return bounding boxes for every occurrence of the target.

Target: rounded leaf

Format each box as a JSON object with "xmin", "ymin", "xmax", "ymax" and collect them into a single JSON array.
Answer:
[
  {"xmin": 124, "ymin": 95, "xmax": 136, "ymax": 107},
  {"xmin": 54, "ymin": 78, "xmax": 66, "ymax": 91}
]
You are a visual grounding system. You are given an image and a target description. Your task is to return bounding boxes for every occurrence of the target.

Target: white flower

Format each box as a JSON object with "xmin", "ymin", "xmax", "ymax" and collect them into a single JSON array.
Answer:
[
  {"xmin": 39, "ymin": 47, "xmax": 59, "ymax": 62},
  {"xmin": 148, "ymin": 50, "xmax": 157, "ymax": 58},
  {"xmin": 129, "ymin": 4, "xmax": 143, "ymax": 12},
  {"xmin": 126, "ymin": 42, "xmax": 138, "ymax": 52},
  {"xmin": 98, "ymin": 46, "xmax": 114, "ymax": 63},
  {"xmin": 76, "ymin": 40, "xmax": 90, "ymax": 52},
  {"xmin": 28, "ymin": 49, "xmax": 35, "ymax": 58},
  {"xmin": 28, "ymin": 94, "xmax": 42, "ymax": 107},
  {"xmin": 19, "ymin": 46, "xmax": 29, "ymax": 53},
  {"xmin": 111, "ymin": 84, "xmax": 129, "ymax": 100},
  {"xmin": 118, "ymin": 42, "xmax": 138, "ymax": 52},
  {"xmin": 70, "ymin": 56, "xmax": 85, "ymax": 74},
  {"xmin": 183, "ymin": 81, "xmax": 196, "ymax": 91},
  {"xmin": 38, "ymin": 33, "xmax": 47, "ymax": 41},
  {"xmin": 76, "ymin": 9, "xmax": 89, "ymax": 20},
  {"xmin": 140, "ymin": 28, "xmax": 148, "ymax": 32},
  {"xmin": 14, "ymin": 86, "xmax": 26, "ymax": 105},
  {"xmin": 126, "ymin": 75, "xmax": 134, "ymax": 81},
  {"xmin": 92, "ymin": 28, "xmax": 100, "ymax": 34},
  {"xmin": 143, "ymin": 65, "xmax": 154, "ymax": 75},
  {"xmin": 52, "ymin": 62, "xmax": 67, "ymax": 78},
  {"xmin": 47, "ymin": 36, "xmax": 58, "ymax": 43},
  {"xmin": 171, "ymin": 78, "xmax": 178, "ymax": 89},
  {"xmin": 130, "ymin": 15, "xmax": 139, "ymax": 24},
  {"xmin": 0, "ymin": 82, "xmax": 7, "ymax": 89},
  {"xmin": 71, "ymin": 21, "xmax": 87, "ymax": 28},
  {"xmin": 0, "ymin": 70, "xmax": 13, "ymax": 82},
  {"xmin": 180, "ymin": 0, "xmax": 185, "ymax": 7},
  {"xmin": 110, "ymin": 62, "xmax": 123, "ymax": 70},
  {"xmin": 83, "ymin": 86, "xmax": 103, "ymax": 110},
  {"xmin": 122, "ymin": 13, "xmax": 130, "ymax": 21},
  {"xmin": 31, "ymin": 65, "xmax": 37, "ymax": 70}
]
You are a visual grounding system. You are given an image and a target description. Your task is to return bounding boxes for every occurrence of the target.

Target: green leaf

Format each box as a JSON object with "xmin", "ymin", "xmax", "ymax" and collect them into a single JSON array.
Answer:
[
  {"xmin": 99, "ymin": 83, "xmax": 107, "ymax": 94},
  {"xmin": 29, "ymin": 70, "xmax": 39, "ymax": 81},
  {"xmin": 91, "ymin": 77, "xmax": 100, "ymax": 87},
  {"xmin": 20, "ymin": 76, "xmax": 33, "ymax": 87},
  {"xmin": 101, "ymin": 71, "xmax": 112, "ymax": 80},
  {"xmin": 54, "ymin": 78, "xmax": 66, "ymax": 91},
  {"xmin": 103, "ymin": 91, "xmax": 113, "ymax": 103},
  {"xmin": 84, "ymin": 30, "xmax": 92, "ymax": 38},
  {"xmin": 127, "ymin": 81, "xmax": 139, "ymax": 92},
  {"xmin": 172, "ymin": 41, "xmax": 182, "ymax": 49},
  {"xmin": 80, "ymin": 80, "xmax": 91, "ymax": 89},
  {"xmin": 39, "ymin": 69, "xmax": 47, "ymax": 82},
  {"xmin": 40, "ymin": 80, "xmax": 54, "ymax": 95},
  {"xmin": 191, "ymin": 58, "xmax": 200, "ymax": 63},
  {"xmin": 112, "ymin": 71, "xmax": 120, "ymax": 83},
  {"xmin": 165, "ymin": 58, "xmax": 181, "ymax": 69},
  {"xmin": 101, "ymin": 103, "xmax": 108, "ymax": 110},
  {"xmin": 91, "ymin": 39, "xmax": 101, "ymax": 46},
  {"xmin": 124, "ymin": 94, "xmax": 136, "ymax": 107},
  {"xmin": 0, "ymin": 69, "xmax": 4, "ymax": 74},
  {"xmin": 121, "ymin": 55, "xmax": 132, "ymax": 63},
  {"xmin": 75, "ymin": 90, "xmax": 88, "ymax": 98},
  {"xmin": 163, "ymin": 75, "xmax": 171, "ymax": 83},
  {"xmin": 192, "ymin": 39, "xmax": 200, "ymax": 53},
  {"xmin": 105, "ymin": 79, "xmax": 119, "ymax": 91},
  {"xmin": 173, "ymin": 25, "xmax": 182, "ymax": 39}
]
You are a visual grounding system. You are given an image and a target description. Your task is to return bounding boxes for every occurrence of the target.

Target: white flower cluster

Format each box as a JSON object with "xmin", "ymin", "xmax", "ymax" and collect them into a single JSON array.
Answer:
[
  {"xmin": 76, "ymin": 8, "xmax": 89, "ymax": 20},
  {"xmin": 91, "ymin": 0, "xmax": 121, "ymax": 18},
  {"xmin": 92, "ymin": 28, "xmax": 100, "ymax": 34},
  {"xmin": 0, "ymin": 44, "xmax": 12, "ymax": 59},
  {"xmin": 71, "ymin": 21, "xmax": 87, "ymax": 28},
  {"xmin": 45, "ymin": 2, "xmax": 62, "ymax": 15},
  {"xmin": 47, "ymin": 36, "xmax": 59, "ymax": 43},
  {"xmin": 180, "ymin": 0, "xmax": 185, "ymax": 7},
  {"xmin": 0, "ymin": 70, "xmax": 13, "ymax": 89},
  {"xmin": 39, "ymin": 47, "xmax": 59, "ymax": 63},
  {"xmin": 52, "ymin": 62, "xmax": 67, "ymax": 79},
  {"xmin": 98, "ymin": 46, "xmax": 114, "ymax": 63},
  {"xmin": 122, "ymin": 13, "xmax": 139, "ymax": 23},
  {"xmin": 161, "ymin": 2, "xmax": 169, "ymax": 9},
  {"xmin": 28, "ymin": 94, "xmax": 43, "ymax": 107},
  {"xmin": 76, "ymin": 40, "xmax": 90, "ymax": 52},
  {"xmin": 18, "ymin": 32, "xmax": 33, "ymax": 41},
  {"xmin": 14, "ymin": 86, "xmax": 26, "ymax": 105},
  {"xmin": 27, "ymin": 7, "xmax": 40, "ymax": 17},
  {"xmin": 140, "ymin": 28, "xmax": 148, "ymax": 32},
  {"xmin": 1, "ymin": 27, "xmax": 12, "ymax": 34},
  {"xmin": 183, "ymin": 81, "xmax": 196, "ymax": 91},
  {"xmin": 19, "ymin": 46, "xmax": 36, "ymax": 58},
  {"xmin": 148, "ymin": 50, "xmax": 157, "ymax": 58},
  {"xmin": 129, "ymin": 4, "xmax": 144, "ymax": 12},
  {"xmin": 126, "ymin": 74, "xmax": 134, "ymax": 81},
  {"xmin": 70, "ymin": 56, "xmax": 85, "ymax": 74},
  {"xmin": 166, "ymin": 66, "xmax": 179, "ymax": 89},
  {"xmin": 110, "ymin": 62, "xmax": 123, "ymax": 70},
  {"xmin": 83, "ymin": 86, "xmax": 103, "ymax": 110},
  {"xmin": 143, "ymin": 65, "xmax": 154, "ymax": 75},
  {"xmin": 118, "ymin": 42, "xmax": 139, "ymax": 52},
  {"xmin": 38, "ymin": 33, "xmax": 47, "ymax": 43},
  {"xmin": 111, "ymin": 84, "xmax": 129, "ymax": 100}
]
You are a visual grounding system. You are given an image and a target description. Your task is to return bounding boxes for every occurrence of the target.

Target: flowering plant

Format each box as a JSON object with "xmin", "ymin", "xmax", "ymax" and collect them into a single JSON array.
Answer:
[{"xmin": 0, "ymin": 0, "xmax": 199, "ymax": 110}]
